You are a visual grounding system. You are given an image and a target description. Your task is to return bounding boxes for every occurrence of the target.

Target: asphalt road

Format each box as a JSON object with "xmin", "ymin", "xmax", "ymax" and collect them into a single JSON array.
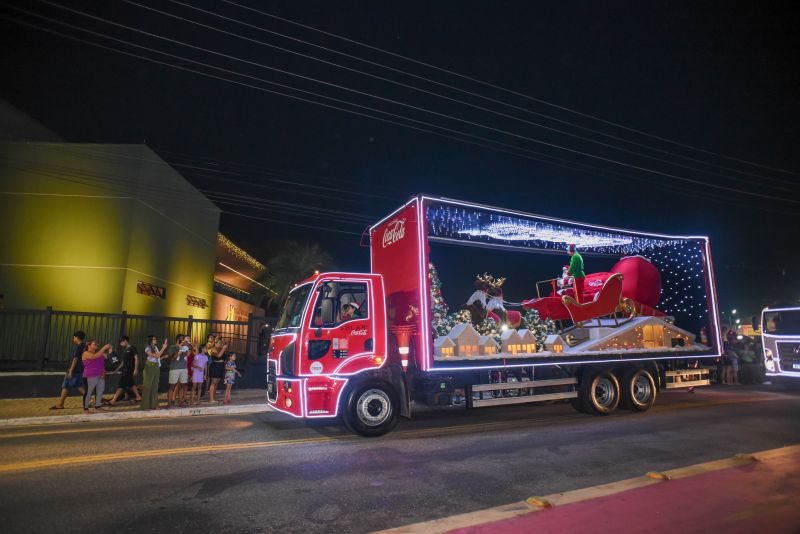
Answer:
[{"xmin": 1, "ymin": 385, "xmax": 798, "ymax": 534}]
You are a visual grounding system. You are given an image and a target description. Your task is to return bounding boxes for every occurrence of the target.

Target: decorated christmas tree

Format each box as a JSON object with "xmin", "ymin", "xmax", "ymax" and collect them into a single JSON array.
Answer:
[
  {"xmin": 429, "ymin": 262, "xmax": 449, "ymax": 319},
  {"xmin": 520, "ymin": 309, "xmax": 557, "ymax": 350}
]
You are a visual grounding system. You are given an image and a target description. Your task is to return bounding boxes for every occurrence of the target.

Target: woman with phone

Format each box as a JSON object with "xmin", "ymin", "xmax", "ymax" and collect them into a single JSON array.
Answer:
[
  {"xmin": 141, "ymin": 335, "xmax": 168, "ymax": 410},
  {"xmin": 82, "ymin": 340, "xmax": 111, "ymax": 413}
]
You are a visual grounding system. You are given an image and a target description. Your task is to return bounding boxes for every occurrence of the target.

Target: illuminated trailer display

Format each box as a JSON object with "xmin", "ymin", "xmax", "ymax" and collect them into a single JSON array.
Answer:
[{"xmin": 267, "ymin": 196, "xmax": 722, "ymax": 436}]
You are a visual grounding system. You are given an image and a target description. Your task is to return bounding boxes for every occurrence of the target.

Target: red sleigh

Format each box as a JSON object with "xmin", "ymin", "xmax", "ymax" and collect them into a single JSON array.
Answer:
[
  {"xmin": 522, "ymin": 256, "xmax": 664, "ymax": 325},
  {"xmin": 560, "ymin": 273, "xmax": 634, "ymax": 327}
]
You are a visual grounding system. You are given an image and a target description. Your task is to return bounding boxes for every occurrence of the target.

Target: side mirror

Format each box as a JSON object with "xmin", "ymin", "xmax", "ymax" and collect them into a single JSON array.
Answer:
[{"xmin": 315, "ymin": 327, "xmax": 323, "ymax": 339}]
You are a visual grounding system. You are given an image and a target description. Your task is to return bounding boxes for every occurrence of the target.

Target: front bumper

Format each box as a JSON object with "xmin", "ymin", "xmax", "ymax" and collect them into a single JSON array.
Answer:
[{"xmin": 267, "ymin": 365, "xmax": 347, "ymax": 419}]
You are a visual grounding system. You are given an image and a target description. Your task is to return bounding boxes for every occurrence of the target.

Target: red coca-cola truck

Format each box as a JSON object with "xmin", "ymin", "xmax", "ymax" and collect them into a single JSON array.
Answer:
[{"xmin": 267, "ymin": 196, "xmax": 722, "ymax": 436}]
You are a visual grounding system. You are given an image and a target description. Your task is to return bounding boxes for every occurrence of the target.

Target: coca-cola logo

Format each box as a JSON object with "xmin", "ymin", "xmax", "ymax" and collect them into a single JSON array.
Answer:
[
  {"xmin": 588, "ymin": 279, "xmax": 603, "ymax": 287},
  {"xmin": 382, "ymin": 218, "xmax": 406, "ymax": 248}
]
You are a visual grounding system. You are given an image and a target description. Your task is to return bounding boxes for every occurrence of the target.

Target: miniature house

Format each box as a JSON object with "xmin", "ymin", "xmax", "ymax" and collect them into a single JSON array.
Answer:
[
  {"xmin": 447, "ymin": 323, "xmax": 481, "ymax": 357},
  {"xmin": 478, "ymin": 335, "xmax": 500, "ymax": 356},
  {"xmin": 641, "ymin": 323, "xmax": 665, "ymax": 349},
  {"xmin": 545, "ymin": 334, "xmax": 566, "ymax": 354},
  {"xmin": 517, "ymin": 329, "xmax": 538, "ymax": 354},
  {"xmin": 500, "ymin": 329, "xmax": 523, "ymax": 355},
  {"xmin": 434, "ymin": 336, "xmax": 456, "ymax": 358}
]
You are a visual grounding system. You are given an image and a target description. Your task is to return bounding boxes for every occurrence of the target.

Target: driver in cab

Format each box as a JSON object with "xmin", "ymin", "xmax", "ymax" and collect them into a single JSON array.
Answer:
[{"xmin": 339, "ymin": 302, "xmax": 360, "ymax": 322}]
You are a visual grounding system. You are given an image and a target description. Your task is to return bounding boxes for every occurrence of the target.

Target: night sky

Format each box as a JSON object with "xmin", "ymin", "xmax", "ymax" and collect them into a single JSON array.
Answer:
[{"xmin": 2, "ymin": 0, "xmax": 798, "ymax": 319}]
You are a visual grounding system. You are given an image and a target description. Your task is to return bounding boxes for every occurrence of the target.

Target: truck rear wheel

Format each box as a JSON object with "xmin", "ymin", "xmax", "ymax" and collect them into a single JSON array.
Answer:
[
  {"xmin": 621, "ymin": 368, "xmax": 657, "ymax": 411},
  {"xmin": 343, "ymin": 382, "xmax": 399, "ymax": 437},
  {"xmin": 579, "ymin": 370, "xmax": 620, "ymax": 415}
]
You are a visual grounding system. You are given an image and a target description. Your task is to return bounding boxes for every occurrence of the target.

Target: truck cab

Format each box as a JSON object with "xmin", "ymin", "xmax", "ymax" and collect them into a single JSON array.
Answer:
[
  {"xmin": 267, "ymin": 272, "xmax": 408, "ymax": 435},
  {"xmin": 762, "ymin": 306, "xmax": 800, "ymax": 389}
]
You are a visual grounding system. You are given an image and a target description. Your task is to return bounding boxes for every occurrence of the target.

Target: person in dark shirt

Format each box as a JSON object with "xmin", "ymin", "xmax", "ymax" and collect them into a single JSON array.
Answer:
[
  {"xmin": 109, "ymin": 336, "xmax": 141, "ymax": 405},
  {"xmin": 50, "ymin": 330, "xmax": 87, "ymax": 410}
]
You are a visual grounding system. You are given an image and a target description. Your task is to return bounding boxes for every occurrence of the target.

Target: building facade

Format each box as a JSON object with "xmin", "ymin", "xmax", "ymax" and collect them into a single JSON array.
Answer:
[{"xmin": 0, "ymin": 142, "xmax": 220, "ymax": 318}]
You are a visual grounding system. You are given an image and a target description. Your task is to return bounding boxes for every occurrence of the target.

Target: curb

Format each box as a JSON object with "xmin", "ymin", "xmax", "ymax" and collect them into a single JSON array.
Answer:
[
  {"xmin": 376, "ymin": 444, "xmax": 800, "ymax": 534},
  {"xmin": 0, "ymin": 403, "xmax": 272, "ymax": 428}
]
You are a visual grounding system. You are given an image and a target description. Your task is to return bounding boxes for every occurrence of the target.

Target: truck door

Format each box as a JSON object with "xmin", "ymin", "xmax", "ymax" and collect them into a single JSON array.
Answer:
[{"xmin": 301, "ymin": 280, "xmax": 373, "ymax": 376}]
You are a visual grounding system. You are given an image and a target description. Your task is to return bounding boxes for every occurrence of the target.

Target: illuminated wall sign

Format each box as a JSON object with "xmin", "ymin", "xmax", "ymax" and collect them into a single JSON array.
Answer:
[
  {"xmin": 137, "ymin": 281, "xmax": 166, "ymax": 299},
  {"xmin": 186, "ymin": 295, "xmax": 208, "ymax": 308}
]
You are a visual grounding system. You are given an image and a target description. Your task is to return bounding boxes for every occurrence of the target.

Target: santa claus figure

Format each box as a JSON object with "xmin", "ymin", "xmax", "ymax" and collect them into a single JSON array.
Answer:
[{"xmin": 556, "ymin": 265, "xmax": 573, "ymax": 295}]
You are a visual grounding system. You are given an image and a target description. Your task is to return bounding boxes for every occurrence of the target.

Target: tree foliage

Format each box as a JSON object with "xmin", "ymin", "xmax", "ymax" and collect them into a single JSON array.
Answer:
[{"xmin": 256, "ymin": 241, "xmax": 334, "ymax": 311}]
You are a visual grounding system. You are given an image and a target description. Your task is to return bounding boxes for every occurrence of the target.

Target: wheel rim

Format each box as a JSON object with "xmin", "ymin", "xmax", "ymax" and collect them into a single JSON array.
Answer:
[
  {"xmin": 356, "ymin": 389, "xmax": 392, "ymax": 427},
  {"xmin": 632, "ymin": 374, "xmax": 653, "ymax": 405},
  {"xmin": 594, "ymin": 377, "xmax": 616, "ymax": 408}
]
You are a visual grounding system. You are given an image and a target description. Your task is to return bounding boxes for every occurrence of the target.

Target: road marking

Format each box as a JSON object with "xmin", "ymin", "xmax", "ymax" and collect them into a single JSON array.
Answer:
[
  {"xmin": 0, "ymin": 424, "xmax": 173, "ymax": 439},
  {"xmin": 375, "ymin": 444, "xmax": 800, "ymax": 533},
  {"xmin": 0, "ymin": 435, "xmax": 346, "ymax": 474},
  {"xmin": 0, "ymin": 390, "xmax": 791, "ymax": 473}
]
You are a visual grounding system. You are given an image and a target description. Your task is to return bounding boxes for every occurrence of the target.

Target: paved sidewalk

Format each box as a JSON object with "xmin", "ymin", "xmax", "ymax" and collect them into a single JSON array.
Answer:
[
  {"xmin": 0, "ymin": 389, "xmax": 270, "ymax": 427},
  {"xmin": 383, "ymin": 445, "xmax": 800, "ymax": 533}
]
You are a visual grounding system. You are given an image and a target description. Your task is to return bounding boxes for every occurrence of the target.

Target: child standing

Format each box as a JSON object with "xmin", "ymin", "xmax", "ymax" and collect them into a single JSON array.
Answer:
[
  {"xmin": 223, "ymin": 353, "xmax": 242, "ymax": 405},
  {"xmin": 191, "ymin": 345, "xmax": 209, "ymax": 406}
]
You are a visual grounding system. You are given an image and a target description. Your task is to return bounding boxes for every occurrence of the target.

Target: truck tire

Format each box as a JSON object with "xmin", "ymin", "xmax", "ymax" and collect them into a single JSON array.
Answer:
[
  {"xmin": 579, "ymin": 370, "xmax": 620, "ymax": 415},
  {"xmin": 621, "ymin": 368, "xmax": 657, "ymax": 411},
  {"xmin": 343, "ymin": 382, "xmax": 399, "ymax": 437}
]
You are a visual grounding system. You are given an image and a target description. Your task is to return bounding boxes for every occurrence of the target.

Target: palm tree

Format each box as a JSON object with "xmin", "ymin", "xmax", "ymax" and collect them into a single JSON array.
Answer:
[{"xmin": 256, "ymin": 241, "xmax": 334, "ymax": 311}]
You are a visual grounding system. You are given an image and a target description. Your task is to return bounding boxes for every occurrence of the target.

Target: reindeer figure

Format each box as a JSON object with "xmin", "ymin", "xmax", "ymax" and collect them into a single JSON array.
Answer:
[{"xmin": 464, "ymin": 273, "xmax": 508, "ymax": 326}]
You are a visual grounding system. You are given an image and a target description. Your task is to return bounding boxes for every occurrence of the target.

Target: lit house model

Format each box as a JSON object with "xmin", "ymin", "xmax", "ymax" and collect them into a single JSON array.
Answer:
[
  {"xmin": 517, "ymin": 329, "xmax": 538, "ymax": 354},
  {"xmin": 478, "ymin": 335, "xmax": 500, "ymax": 356},
  {"xmin": 434, "ymin": 336, "xmax": 456, "ymax": 358},
  {"xmin": 545, "ymin": 334, "xmax": 566, "ymax": 354},
  {"xmin": 447, "ymin": 323, "xmax": 480, "ymax": 357},
  {"xmin": 500, "ymin": 329, "xmax": 523, "ymax": 355}
]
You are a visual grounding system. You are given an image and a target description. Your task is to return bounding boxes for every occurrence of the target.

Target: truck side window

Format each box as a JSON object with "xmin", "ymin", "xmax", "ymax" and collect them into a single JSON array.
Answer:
[
  {"xmin": 311, "ymin": 282, "xmax": 369, "ymax": 328},
  {"xmin": 336, "ymin": 284, "xmax": 368, "ymax": 325}
]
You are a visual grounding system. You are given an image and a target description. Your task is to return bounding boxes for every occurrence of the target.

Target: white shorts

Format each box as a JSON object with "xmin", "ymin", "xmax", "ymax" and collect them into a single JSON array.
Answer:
[{"xmin": 169, "ymin": 369, "xmax": 188, "ymax": 384}]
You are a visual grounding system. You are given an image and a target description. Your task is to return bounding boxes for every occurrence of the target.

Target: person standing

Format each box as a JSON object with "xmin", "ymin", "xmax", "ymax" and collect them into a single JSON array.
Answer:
[
  {"xmin": 82, "ymin": 340, "xmax": 111, "ymax": 413},
  {"xmin": 567, "ymin": 244, "xmax": 586, "ymax": 303},
  {"xmin": 109, "ymin": 336, "xmax": 140, "ymax": 405},
  {"xmin": 207, "ymin": 340, "xmax": 228, "ymax": 403},
  {"xmin": 190, "ymin": 345, "xmax": 209, "ymax": 406},
  {"xmin": 168, "ymin": 335, "xmax": 191, "ymax": 408},
  {"xmin": 50, "ymin": 331, "xmax": 87, "ymax": 410},
  {"xmin": 141, "ymin": 335, "xmax": 168, "ymax": 410},
  {"xmin": 223, "ymin": 353, "xmax": 242, "ymax": 405}
]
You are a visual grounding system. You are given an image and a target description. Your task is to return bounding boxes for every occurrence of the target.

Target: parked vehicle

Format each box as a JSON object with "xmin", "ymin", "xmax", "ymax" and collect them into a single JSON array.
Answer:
[
  {"xmin": 267, "ymin": 196, "xmax": 723, "ymax": 436},
  {"xmin": 761, "ymin": 306, "xmax": 800, "ymax": 390}
]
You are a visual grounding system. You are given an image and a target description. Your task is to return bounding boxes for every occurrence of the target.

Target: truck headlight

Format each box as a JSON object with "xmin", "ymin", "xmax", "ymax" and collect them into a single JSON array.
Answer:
[{"xmin": 764, "ymin": 348, "xmax": 775, "ymax": 372}]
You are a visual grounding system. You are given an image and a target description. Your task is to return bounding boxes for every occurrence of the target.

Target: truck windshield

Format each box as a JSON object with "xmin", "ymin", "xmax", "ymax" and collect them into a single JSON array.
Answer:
[
  {"xmin": 276, "ymin": 284, "xmax": 312, "ymax": 329},
  {"xmin": 763, "ymin": 309, "xmax": 800, "ymax": 335}
]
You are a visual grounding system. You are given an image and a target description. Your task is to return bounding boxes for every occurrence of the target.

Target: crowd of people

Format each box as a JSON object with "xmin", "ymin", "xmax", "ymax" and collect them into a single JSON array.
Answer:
[
  {"xmin": 718, "ymin": 331, "xmax": 765, "ymax": 385},
  {"xmin": 51, "ymin": 330, "xmax": 243, "ymax": 413}
]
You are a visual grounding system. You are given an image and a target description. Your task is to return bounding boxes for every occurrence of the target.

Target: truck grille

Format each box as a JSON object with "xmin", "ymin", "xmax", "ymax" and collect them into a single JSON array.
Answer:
[
  {"xmin": 267, "ymin": 361, "xmax": 278, "ymax": 402},
  {"xmin": 777, "ymin": 342, "xmax": 800, "ymax": 372}
]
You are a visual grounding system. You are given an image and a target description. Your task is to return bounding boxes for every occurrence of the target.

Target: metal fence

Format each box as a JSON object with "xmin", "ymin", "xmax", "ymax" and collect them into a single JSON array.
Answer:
[{"xmin": 0, "ymin": 308, "xmax": 271, "ymax": 371}]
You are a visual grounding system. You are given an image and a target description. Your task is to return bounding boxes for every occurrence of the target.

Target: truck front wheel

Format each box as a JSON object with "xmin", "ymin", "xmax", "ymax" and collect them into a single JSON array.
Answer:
[
  {"xmin": 343, "ymin": 382, "xmax": 399, "ymax": 437},
  {"xmin": 621, "ymin": 368, "xmax": 657, "ymax": 411},
  {"xmin": 579, "ymin": 370, "xmax": 620, "ymax": 415}
]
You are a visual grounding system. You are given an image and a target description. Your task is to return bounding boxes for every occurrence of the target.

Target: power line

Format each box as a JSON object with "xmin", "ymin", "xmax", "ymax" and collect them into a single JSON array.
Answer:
[
  {"xmin": 4, "ymin": 10, "xmax": 796, "ymax": 212},
  {"xmin": 3, "ymin": 7, "xmax": 616, "ymax": 183},
  {"xmin": 223, "ymin": 0, "xmax": 800, "ymax": 179},
  {"xmin": 25, "ymin": 1, "xmax": 798, "ymax": 203},
  {"xmin": 123, "ymin": 0, "xmax": 798, "ymax": 191}
]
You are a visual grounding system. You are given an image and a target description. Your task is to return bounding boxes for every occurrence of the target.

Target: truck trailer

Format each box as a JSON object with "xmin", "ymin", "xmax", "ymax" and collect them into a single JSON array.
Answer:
[{"xmin": 266, "ymin": 196, "xmax": 723, "ymax": 436}]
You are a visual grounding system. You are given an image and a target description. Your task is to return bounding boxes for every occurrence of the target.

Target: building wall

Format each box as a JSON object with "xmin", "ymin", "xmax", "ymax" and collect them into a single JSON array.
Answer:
[
  {"xmin": 0, "ymin": 143, "xmax": 220, "ymax": 317},
  {"xmin": 212, "ymin": 292, "xmax": 264, "ymax": 322}
]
